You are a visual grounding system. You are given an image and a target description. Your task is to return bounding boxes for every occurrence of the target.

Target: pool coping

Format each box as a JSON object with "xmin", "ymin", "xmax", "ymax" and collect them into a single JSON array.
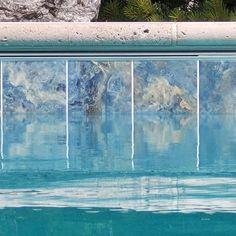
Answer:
[{"xmin": 0, "ymin": 22, "xmax": 236, "ymax": 52}]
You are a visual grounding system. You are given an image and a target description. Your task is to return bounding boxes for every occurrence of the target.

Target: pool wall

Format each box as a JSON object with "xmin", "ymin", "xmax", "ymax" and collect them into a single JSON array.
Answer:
[
  {"xmin": 0, "ymin": 22, "xmax": 235, "ymax": 114},
  {"xmin": 0, "ymin": 23, "xmax": 235, "ymax": 172},
  {"xmin": 1, "ymin": 22, "xmax": 236, "ymax": 52}
]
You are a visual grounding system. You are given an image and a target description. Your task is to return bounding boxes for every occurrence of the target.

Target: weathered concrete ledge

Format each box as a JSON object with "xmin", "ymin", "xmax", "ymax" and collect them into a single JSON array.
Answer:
[{"xmin": 0, "ymin": 22, "xmax": 236, "ymax": 52}]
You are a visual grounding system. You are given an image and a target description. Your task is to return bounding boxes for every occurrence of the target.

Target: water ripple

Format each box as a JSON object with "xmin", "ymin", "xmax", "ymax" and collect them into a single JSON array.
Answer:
[{"xmin": 0, "ymin": 175, "xmax": 235, "ymax": 213}]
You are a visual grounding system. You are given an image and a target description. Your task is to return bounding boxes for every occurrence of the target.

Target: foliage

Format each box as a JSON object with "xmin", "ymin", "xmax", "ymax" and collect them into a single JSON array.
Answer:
[
  {"xmin": 98, "ymin": 0, "xmax": 236, "ymax": 22},
  {"xmin": 99, "ymin": 0, "xmax": 126, "ymax": 21},
  {"xmin": 187, "ymin": 0, "xmax": 236, "ymax": 21},
  {"xmin": 99, "ymin": 0, "xmax": 162, "ymax": 21},
  {"xmin": 202, "ymin": 0, "xmax": 231, "ymax": 21},
  {"xmin": 169, "ymin": 8, "xmax": 188, "ymax": 22},
  {"xmin": 123, "ymin": 0, "xmax": 161, "ymax": 21}
]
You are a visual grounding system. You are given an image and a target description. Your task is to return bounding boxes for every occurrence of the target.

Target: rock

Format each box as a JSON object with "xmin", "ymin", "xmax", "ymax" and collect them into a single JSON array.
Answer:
[{"xmin": 0, "ymin": 0, "xmax": 101, "ymax": 22}]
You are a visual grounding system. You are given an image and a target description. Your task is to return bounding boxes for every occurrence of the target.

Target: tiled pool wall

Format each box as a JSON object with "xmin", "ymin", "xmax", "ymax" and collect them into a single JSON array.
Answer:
[
  {"xmin": 0, "ymin": 58, "xmax": 235, "ymax": 171},
  {"xmin": 0, "ymin": 59, "xmax": 235, "ymax": 114}
]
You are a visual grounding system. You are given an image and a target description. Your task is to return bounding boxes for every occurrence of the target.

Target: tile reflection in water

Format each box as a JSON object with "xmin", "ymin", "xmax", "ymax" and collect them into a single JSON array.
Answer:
[
  {"xmin": 69, "ymin": 114, "xmax": 198, "ymax": 173},
  {"xmin": 134, "ymin": 115, "xmax": 197, "ymax": 171},
  {"xmin": 3, "ymin": 114, "xmax": 67, "ymax": 170},
  {"xmin": 69, "ymin": 113, "xmax": 132, "ymax": 171},
  {"xmin": 2, "ymin": 113, "xmax": 236, "ymax": 173},
  {"xmin": 200, "ymin": 115, "xmax": 236, "ymax": 171}
]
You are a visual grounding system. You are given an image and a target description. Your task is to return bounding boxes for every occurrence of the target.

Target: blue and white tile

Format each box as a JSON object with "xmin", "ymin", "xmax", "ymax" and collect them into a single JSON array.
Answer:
[
  {"xmin": 200, "ymin": 60, "xmax": 236, "ymax": 113},
  {"xmin": 134, "ymin": 60, "xmax": 197, "ymax": 113},
  {"xmin": 3, "ymin": 61, "xmax": 66, "ymax": 113},
  {"xmin": 69, "ymin": 60, "xmax": 131, "ymax": 113}
]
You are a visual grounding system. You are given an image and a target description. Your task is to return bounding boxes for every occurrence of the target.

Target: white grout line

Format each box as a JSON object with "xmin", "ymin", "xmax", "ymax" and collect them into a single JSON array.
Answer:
[
  {"xmin": 0, "ymin": 61, "xmax": 4, "ymax": 169},
  {"xmin": 196, "ymin": 60, "xmax": 200, "ymax": 170},
  {"xmin": 131, "ymin": 60, "xmax": 135, "ymax": 170},
  {"xmin": 66, "ymin": 60, "xmax": 69, "ymax": 169}
]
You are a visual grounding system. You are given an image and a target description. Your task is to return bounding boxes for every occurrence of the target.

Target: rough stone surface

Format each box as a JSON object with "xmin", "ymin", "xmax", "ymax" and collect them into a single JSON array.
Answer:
[
  {"xmin": 0, "ymin": 0, "xmax": 101, "ymax": 22},
  {"xmin": 176, "ymin": 22, "xmax": 236, "ymax": 46},
  {"xmin": 0, "ymin": 22, "xmax": 236, "ymax": 51}
]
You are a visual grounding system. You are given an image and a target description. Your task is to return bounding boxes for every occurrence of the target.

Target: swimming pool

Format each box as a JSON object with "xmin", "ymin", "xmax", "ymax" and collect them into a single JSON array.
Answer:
[{"xmin": 0, "ymin": 55, "xmax": 235, "ymax": 235}]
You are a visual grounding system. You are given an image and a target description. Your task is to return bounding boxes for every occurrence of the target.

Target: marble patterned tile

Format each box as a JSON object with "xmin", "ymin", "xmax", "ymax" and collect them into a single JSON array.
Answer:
[
  {"xmin": 69, "ymin": 60, "xmax": 131, "ymax": 113},
  {"xmin": 200, "ymin": 60, "xmax": 236, "ymax": 113},
  {"xmin": 3, "ymin": 61, "xmax": 66, "ymax": 113},
  {"xmin": 134, "ymin": 60, "xmax": 197, "ymax": 113}
]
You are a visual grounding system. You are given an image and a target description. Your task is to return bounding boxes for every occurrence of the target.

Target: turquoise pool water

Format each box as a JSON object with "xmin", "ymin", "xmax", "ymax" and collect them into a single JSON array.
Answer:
[
  {"xmin": 0, "ymin": 57, "xmax": 236, "ymax": 235},
  {"xmin": 0, "ymin": 114, "xmax": 236, "ymax": 235},
  {"xmin": 0, "ymin": 208, "xmax": 236, "ymax": 236}
]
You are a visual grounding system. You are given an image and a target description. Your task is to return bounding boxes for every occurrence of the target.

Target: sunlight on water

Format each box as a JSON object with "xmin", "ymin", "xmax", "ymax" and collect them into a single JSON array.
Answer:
[
  {"xmin": 0, "ymin": 114, "xmax": 235, "ymax": 214},
  {"xmin": 0, "ymin": 175, "xmax": 236, "ymax": 212}
]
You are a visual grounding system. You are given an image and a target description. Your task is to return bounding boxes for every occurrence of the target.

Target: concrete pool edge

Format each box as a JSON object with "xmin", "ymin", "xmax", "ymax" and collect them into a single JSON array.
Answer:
[{"xmin": 0, "ymin": 22, "xmax": 236, "ymax": 52}]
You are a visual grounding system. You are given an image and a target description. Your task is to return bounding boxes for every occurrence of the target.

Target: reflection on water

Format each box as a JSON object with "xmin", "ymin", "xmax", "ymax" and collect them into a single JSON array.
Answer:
[
  {"xmin": 200, "ymin": 115, "xmax": 236, "ymax": 172},
  {"xmin": 0, "ymin": 174, "xmax": 235, "ymax": 212},
  {"xmin": 3, "ymin": 114, "xmax": 67, "ymax": 170},
  {"xmin": 0, "ymin": 208, "xmax": 235, "ymax": 236},
  {"xmin": 0, "ymin": 114, "xmax": 236, "ymax": 216},
  {"xmin": 1, "ymin": 113, "xmax": 236, "ymax": 173},
  {"xmin": 134, "ymin": 115, "xmax": 197, "ymax": 172},
  {"xmin": 69, "ymin": 113, "xmax": 132, "ymax": 172}
]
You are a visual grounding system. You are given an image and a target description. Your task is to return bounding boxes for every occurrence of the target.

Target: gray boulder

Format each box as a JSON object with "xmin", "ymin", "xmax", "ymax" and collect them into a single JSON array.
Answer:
[{"xmin": 0, "ymin": 0, "xmax": 101, "ymax": 22}]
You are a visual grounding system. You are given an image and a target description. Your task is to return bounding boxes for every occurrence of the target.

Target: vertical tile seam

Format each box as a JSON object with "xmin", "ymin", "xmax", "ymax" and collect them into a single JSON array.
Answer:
[
  {"xmin": 131, "ymin": 60, "xmax": 135, "ymax": 170},
  {"xmin": 0, "ymin": 60, "xmax": 4, "ymax": 168},
  {"xmin": 172, "ymin": 23, "xmax": 177, "ymax": 47},
  {"xmin": 66, "ymin": 60, "xmax": 69, "ymax": 169},
  {"xmin": 197, "ymin": 59, "xmax": 200, "ymax": 170}
]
